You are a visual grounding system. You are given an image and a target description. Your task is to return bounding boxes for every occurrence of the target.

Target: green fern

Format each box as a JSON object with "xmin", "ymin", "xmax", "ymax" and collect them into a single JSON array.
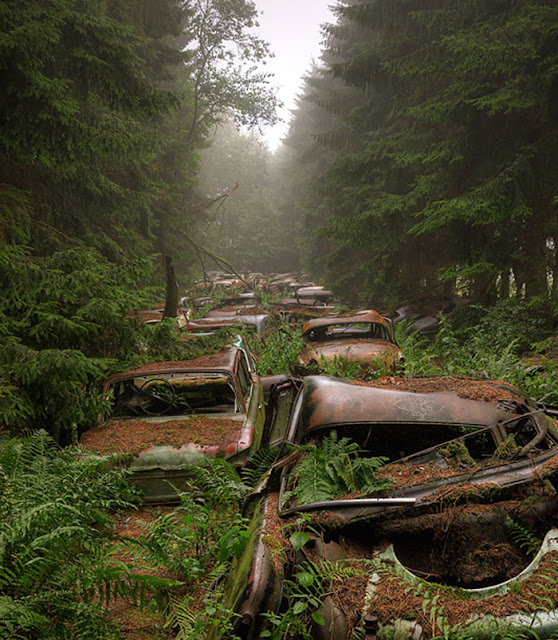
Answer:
[
  {"xmin": 286, "ymin": 432, "xmax": 392, "ymax": 505},
  {"xmin": 0, "ymin": 431, "xmax": 142, "ymax": 639},
  {"xmin": 165, "ymin": 594, "xmax": 198, "ymax": 639},
  {"xmin": 505, "ymin": 517, "xmax": 542, "ymax": 559},
  {"xmin": 189, "ymin": 457, "xmax": 252, "ymax": 503},
  {"xmin": 240, "ymin": 446, "xmax": 280, "ymax": 487}
]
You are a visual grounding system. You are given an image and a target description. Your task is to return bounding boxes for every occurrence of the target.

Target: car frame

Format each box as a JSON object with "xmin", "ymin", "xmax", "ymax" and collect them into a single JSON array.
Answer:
[
  {"xmin": 80, "ymin": 336, "xmax": 266, "ymax": 502},
  {"xmin": 298, "ymin": 309, "xmax": 404, "ymax": 373},
  {"xmin": 218, "ymin": 375, "xmax": 558, "ymax": 640}
]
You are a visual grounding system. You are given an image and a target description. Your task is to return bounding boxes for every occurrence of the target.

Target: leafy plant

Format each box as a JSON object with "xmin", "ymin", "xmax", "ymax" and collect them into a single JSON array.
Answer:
[
  {"xmin": 240, "ymin": 446, "xmax": 281, "ymax": 487},
  {"xmin": 284, "ymin": 432, "xmax": 392, "ymax": 506},
  {"xmin": 504, "ymin": 517, "xmax": 542, "ymax": 559},
  {"xmin": 317, "ymin": 354, "xmax": 364, "ymax": 380},
  {"xmin": 0, "ymin": 430, "xmax": 154, "ymax": 640},
  {"xmin": 189, "ymin": 457, "xmax": 253, "ymax": 504},
  {"xmin": 250, "ymin": 319, "xmax": 305, "ymax": 375},
  {"xmin": 262, "ymin": 559, "xmax": 370, "ymax": 639}
]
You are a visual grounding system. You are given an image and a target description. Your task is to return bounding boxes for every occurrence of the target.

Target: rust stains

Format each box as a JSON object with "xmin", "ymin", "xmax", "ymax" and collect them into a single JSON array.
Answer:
[
  {"xmin": 104, "ymin": 348, "xmax": 236, "ymax": 386},
  {"xmin": 302, "ymin": 310, "xmax": 387, "ymax": 333}
]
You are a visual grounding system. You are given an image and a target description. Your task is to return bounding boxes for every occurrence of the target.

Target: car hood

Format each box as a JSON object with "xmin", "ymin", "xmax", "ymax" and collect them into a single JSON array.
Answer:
[
  {"xmin": 300, "ymin": 339, "xmax": 402, "ymax": 365},
  {"xmin": 80, "ymin": 413, "xmax": 245, "ymax": 467}
]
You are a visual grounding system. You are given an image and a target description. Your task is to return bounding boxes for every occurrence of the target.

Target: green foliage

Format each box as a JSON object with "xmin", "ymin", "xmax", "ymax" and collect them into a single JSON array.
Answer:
[
  {"xmin": 0, "ymin": 245, "xmax": 155, "ymax": 438},
  {"xmin": 166, "ymin": 591, "xmax": 240, "ymax": 640},
  {"xmin": 0, "ymin": 244, "xmax": 238, "ymax": 439},
  {"xmin": 395, "ymin": 299, "xmax": 558, "ymax": 403},
  {"xmin": 262, "ymin": 559, "xmax": 369, "ymax": 639},
  {"xmin": 278, "ymin": 0, "xmax": 558, "ymax": 305},
  {"xmin": 394, "ymin": 320, "xmax": 441, "ymax": 376},
  {"xmin": 250, "ymin": 319, "xmax": 305, "ymax": 375},
  {"xmin": 495, "ymin": 434, "xmax": 521, "ymax": 461},
  {"xmin": 129, "ymin": 468, "xmax": 252, "ymax": 639},
  {"xmin": 240, "ymin": 446, "xmax": 280, "ymax": 488},
  {"xmin": 182, "ymin": 0, "xmax": 278, "ymax": 134},
  {"xmin": 0, "ymin": 245, "xmax": 157, "ymax": 355},
  {"xmin": 504, "ymin": 517, "xmax": 542, "ymax": 559},
  {"xmin": 284, "ymin": 432, "xmax": 392, "ymax": 506},
  {"xmin": 0, "ymin": 430, "xmax": 143, "ymax": 640},
  {"xmin": 316, "ymin": 354, "xmax": 364, "ymax": 380},
  {"xmin": 441, "ymin": 442, "xmax": 476, "ymax": 467},
  {"xmin": 0, "ymin": 0, "xmax": 182, "ymax": 256},
  {"xmin": 0, "ymin": 342, "xmax": 110, "ymax": 442},
  {"xmin": 189, "ymin": 457, "xmax": 253, "ymax": 505}
]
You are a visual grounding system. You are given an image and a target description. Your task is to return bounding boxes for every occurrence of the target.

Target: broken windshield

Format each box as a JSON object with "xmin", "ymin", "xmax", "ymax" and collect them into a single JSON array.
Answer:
[
  {"xmin": 305, "ymin": 322, "xmax": 388, "ymax": 342},
  {"xmin": 108, "ymin": 372, "xmax": 238, "ymax": 418}
]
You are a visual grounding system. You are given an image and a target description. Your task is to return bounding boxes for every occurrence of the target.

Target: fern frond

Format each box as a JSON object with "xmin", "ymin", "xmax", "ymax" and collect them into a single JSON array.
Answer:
[
  {"xmin": 240, "ymin": 447, "xmax": 279, "ymax": 487},
  {"xmin": 505, "ymin": 517, "xmax": 542, "ymax": 558},
  {"xmin": 287, "ymin": 432, "xmax": 391, "ymax": 505},
  {"xmin": 165, "ymin": 595, "xmax": 198, "ymax": 640},
  {"xmin": 189, "ymin": 457, "xmax": 251, "ymax": 503}
]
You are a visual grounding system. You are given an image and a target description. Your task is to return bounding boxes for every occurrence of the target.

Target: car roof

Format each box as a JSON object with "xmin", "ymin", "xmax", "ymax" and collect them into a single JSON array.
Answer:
[
  {"xmin": 302, "ymin": 309, "xmax": 387, "ymax": 333},
  {"xmin": 296, "ymin": 376, "xmax": 510, "ymax": 440},
  {"xmin": 105, "ymin": 347, "xmax": 238, "ymax": 384}
]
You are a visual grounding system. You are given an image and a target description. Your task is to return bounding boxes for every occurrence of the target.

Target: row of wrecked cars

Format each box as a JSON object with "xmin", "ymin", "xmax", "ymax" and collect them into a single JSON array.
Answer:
[
  {"xmin": 140, "ymin": 276, "xmax": 406, "ymax": 375},
  {"xmin": 80, "ymin": 328, "xmax": 558, "ymax": 639}
]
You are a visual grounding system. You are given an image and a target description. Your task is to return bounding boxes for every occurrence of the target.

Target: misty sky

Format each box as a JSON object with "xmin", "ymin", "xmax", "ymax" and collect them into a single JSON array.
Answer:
[{"xmin": 252, "ymin": 0, "xmax": 335, "ymax": 149}]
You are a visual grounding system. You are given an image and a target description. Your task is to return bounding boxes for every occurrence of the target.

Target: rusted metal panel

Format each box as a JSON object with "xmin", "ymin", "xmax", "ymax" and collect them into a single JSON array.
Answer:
[
  {"xmin": 300, "ymin": 339, "xmax": 402, "ymax": 369},
  {"xmin": 104, "ymin": 348, "xmax": 237, "ymax": 387},
  {"xmin": 299, "ymin": 310, "xmax": 404, "ymax": 373},
  {"xmin": 219, "ymin": 373, "xmax": 558, "ymax": 639},
  {"xmin": 297, "ymin": 376, "xmax": 508, "ymax": 437},
  {"xmin": 302, "ymin": 309, "xmax": 387, "ymax": 333}
]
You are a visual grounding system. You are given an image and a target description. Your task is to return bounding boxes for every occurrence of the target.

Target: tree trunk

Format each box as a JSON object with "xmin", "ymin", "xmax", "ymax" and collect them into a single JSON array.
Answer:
[{"xmin": 163, "ymin": 254, "xmax": 179, "ymax": 318}]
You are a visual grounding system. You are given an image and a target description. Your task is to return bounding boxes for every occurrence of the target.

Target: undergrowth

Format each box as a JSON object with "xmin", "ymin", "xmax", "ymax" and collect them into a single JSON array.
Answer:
[
  {"xmin": 0, "ymin": 430, "xmax": 162, "ymax": 640},
  {"xmin": 249, "ymin": 318, "xmax": 305, "ymax": 375},
  {"xmin": 283, "ymin": 432, "xmax": 392, "ymax": 506},
  {"xmin": 395, "ymin": 300, "xmax": 558, "ymax": 402},
  {"xmin": 136, "ymin": 452, "xmax": 280, "ymax": 639}
]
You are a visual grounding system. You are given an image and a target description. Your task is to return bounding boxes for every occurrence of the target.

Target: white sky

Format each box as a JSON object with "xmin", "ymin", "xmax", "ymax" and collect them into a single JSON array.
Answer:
[{"xmin": 252, "ymin": 0, "xmax": 336, "ymax": 150}]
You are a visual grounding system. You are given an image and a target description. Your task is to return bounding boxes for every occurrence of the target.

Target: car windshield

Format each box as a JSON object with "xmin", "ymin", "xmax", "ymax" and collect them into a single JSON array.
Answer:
[
  {"xmin": 300, "ymin": 423, "xmax": 480, "ymax": 466},
  {"xmin": 280, "ymin": 424, "xmax": 494, "ymax": 511},
  {"xmin": 108, "ymin": 372, "xmax": 238, "ymax": 417},
  {"xmin": 306, "ymin": 322, "xmax": 388, "ymax": 342}
]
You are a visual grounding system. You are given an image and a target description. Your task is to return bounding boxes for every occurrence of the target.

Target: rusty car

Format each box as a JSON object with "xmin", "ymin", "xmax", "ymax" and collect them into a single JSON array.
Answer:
[
  {"xmin": 216, "ymin": 375, "xmax": 558, "ymax": 640},
  {"xmin": 184, "ymin": 312, "xmax": 269, "ymax": 336},
  {"xmin": 298, "ymin": 309, "xmax": 404, "ymax": 373},
  {"xmin": 80, "ymin": 337, "xmax": 266, "ymax": 502}
]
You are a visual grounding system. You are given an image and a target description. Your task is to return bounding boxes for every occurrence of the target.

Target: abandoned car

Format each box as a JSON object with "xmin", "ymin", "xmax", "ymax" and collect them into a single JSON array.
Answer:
[
  {"xmin": 298, "ymin": 310, "xmax": 404, "ymax": 373},
  {"xmin": 184, "ymin": 312, "xmax": 269, "ymax": 336},
  {"xmin": 218, "ymin": 375, "xmax": 558, "ymax": 639},
  {"xmin": 80, "ymin": 337, "xmax": 265, "ymax": 502}
]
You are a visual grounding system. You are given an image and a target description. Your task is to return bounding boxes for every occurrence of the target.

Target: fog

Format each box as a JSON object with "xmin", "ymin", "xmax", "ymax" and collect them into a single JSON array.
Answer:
[{"xmin": 252, "ymin": 0, "xmax": 335, "ymax": 149}]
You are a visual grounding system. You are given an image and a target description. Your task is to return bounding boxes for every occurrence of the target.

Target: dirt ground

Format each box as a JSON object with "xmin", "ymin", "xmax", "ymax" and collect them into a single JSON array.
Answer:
[{"xmin": 107, "ymin": 507, "xmax": 182, "ymax": 640}]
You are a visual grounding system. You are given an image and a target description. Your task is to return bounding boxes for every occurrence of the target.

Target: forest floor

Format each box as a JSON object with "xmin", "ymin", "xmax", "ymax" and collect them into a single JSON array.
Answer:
[{"xmin": 108, "ymin": 507, "xmax": 179, "ymax": 640}]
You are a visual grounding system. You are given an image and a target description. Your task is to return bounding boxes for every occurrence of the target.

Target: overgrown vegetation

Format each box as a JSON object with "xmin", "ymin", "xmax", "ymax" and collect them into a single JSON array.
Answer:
[
  {"xmin": 278, "ymin": 0, "xmax": 558, "ymax": 307},
  {"xmin": 283, "ymin": 432, "xmax": 392, "ymax": 506},
  {"xmin": 395, "ymin": 300, "xmax": 558, "ymax": 401},
  {"xmin": 0, "ymin": 245, "xmax": 238, "ymax": 441},
  {"xmin": 2, "ymin": 1, "xmax": 558, "ymax": 637},
  {"xmin": 249, "ymin": 318, "xmax": 305, "ymax": 375},
  {"xmin": 0, "ymin": 431, "xmax": 146, "ymax": 639}
]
